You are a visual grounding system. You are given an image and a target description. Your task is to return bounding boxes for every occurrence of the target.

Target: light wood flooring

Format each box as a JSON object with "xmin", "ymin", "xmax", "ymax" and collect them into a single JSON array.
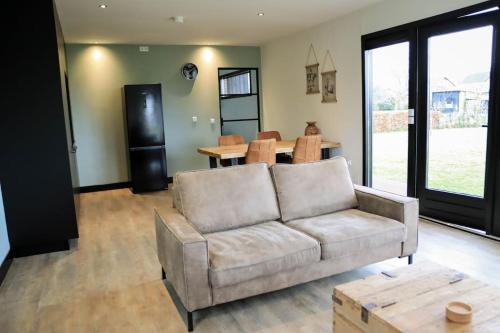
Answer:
[{"xmin": 1, "ymin": 188, "xmax": 499, "ymax": 332}]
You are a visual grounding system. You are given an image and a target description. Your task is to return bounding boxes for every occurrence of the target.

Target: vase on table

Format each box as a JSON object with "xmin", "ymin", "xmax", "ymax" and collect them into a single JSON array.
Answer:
[{"xmin": 305, "ymin": 121, "xmax": 320, "ymax": 136}]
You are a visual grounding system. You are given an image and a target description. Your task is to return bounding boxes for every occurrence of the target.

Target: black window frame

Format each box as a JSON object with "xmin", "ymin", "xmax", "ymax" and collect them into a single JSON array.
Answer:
[{"xmin": 217, "ymin": 67, "xmax": 261, "ymax": 134}]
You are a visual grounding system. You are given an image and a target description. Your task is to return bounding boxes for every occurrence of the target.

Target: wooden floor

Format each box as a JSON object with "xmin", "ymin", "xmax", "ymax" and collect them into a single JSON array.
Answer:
[{"xmin": 1, "ymin": 189, "xmax": 499, "ymax": 333}]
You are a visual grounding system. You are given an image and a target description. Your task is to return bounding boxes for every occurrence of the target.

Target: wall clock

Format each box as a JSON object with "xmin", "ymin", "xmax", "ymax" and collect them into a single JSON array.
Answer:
[{"xmin": 181, "ymin": 63, "xmax": 198, "ymax": 80}]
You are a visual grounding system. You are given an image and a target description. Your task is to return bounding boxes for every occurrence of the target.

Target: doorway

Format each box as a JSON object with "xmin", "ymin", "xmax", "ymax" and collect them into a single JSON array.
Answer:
[
  {"xmin": 417, "ymin": 16, "xmax": 496, "ymax": 230},
  {"xmin": 363, "ymin": 39, "xmax": 414, "ymax": 197},
  {"xmin": 218, "ymin": 68, "xmax": 261, "ymax": 142},
  {"xmin": 363, "ymin": 2, "xmax": 500, "ymax": 235}
]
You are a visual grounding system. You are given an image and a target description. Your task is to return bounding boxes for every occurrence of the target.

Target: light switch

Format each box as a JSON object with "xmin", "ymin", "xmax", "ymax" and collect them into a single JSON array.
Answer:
[
  {"xmin": 210, "ymin": 118, "xmax": 215, "ymax": 124},
  {"xmin": 192, "ymin": 116, "xmax": 198, "ymax": 123}
]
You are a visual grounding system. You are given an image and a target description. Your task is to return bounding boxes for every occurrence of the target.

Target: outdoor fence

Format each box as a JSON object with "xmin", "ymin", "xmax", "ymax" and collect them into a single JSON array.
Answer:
[{"xmin": 374, "ymin": 107, "xmax": 487, "ymax": 133}]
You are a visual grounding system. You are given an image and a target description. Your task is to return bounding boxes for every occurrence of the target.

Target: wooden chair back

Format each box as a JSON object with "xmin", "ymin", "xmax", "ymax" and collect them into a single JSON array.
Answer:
[
  {"xmin": 218, "ymin": 134, "xmax": 245, "ymax": 146},
  {"xmin": 257, "ymin": 131, "xmax": 282, "ymax": 141},
  {"xmin": 245, "ymin": 139, "xmax": 276, "ymax": 166},
  {"xmin": 292, "ymin": 135, "xmax": 321, "ymax": 164}
]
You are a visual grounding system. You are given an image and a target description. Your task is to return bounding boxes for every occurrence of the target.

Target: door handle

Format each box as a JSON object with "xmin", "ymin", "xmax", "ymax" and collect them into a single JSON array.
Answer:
[{"xmin": 408, "ymin": 109, "xmax": 415, "ymax": 125}]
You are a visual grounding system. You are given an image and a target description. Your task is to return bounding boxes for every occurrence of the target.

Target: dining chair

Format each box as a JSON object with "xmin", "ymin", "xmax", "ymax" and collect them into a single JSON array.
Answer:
[
  {"xmin": 292, "ymin": 135, "xmax": 321, "ymax": 164},
  {"xmin": 218, "ymin": 134, "xmax": 245, "ymax": 146},
  {"xmin": 257, "ymin": 131, "xmax": 282, "ymax": 141},
  {"xmin": 245, "ymin": 139, "xmax": 276, "ymax": 166},
  {"xmin": 218, "ymin": 134, "xmax": 245, "ymax": 167},
  {"xmin": 257, "ymin": 130, "xmax": 292, "ymax": 163}
]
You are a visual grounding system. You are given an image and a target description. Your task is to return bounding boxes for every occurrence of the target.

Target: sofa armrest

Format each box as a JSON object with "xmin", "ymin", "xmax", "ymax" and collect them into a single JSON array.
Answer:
[
  {"xmin": 155, "ymin": 209, "xmax": 211, "ymax": 311},
  {"xmin": 354, "ymin": 185, "xmax": 418, "ymax": 256}
]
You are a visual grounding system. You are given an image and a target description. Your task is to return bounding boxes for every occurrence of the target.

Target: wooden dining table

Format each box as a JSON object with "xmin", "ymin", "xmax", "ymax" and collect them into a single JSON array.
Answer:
[{"xmin": 198, "ymin": 140, "xmax": 341, "ymax": 168}]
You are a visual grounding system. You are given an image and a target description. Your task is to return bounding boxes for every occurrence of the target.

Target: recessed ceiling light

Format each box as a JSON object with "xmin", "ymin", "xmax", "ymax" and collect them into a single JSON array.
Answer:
[
  {"xmin": 98, "ymin": 4, "xmax": 107, "ymax": 9},
  {"xmin": 257, "ymin": 12, "xmax": 264, "ymax": 17},
  {"xmin": 171, "ymin": 16, "xmax": 184, "ymax": 23}
]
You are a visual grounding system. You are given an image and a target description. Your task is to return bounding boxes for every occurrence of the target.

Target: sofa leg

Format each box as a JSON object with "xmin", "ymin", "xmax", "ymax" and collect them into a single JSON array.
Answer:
[
  {"xmin": 408, "ymin": 255, "xmax": 413, "ymax": 265},
  {"xmin": 187, "ymin": 311, "xmax": 194, "ymax": 332},
  {"xmin": 161, "ymin": 268, "xmax": 166, "ymax": 280}
]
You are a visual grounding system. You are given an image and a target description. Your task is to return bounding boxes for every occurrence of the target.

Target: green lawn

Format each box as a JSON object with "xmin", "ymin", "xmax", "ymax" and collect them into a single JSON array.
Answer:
[{"xmin": 373, "ymin": 127, "xmax": 487, "ymax": 197}]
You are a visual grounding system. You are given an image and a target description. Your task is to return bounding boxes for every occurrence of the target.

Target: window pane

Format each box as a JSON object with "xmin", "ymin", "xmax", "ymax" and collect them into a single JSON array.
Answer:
[
  {"xmin": 221, "ymin": 95, "xmax": 259, "ymax": 120},
  {"xmin": 222, "ymin": 120, "xmax": 259, "ymax": 143},
  {"xmin": 220, "ymin": 72, "xmax": 251, "ymax": 95},
  {"xmin": 366, "ymin": 42, "xmax": 409, "ymax": 196},
  {"xmin": 426, "ymin": 26, "xmax": 492, "ymax": 197}
]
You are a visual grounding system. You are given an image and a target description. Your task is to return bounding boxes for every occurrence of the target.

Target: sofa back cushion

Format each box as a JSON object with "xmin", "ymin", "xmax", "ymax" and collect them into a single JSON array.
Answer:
[
  {"xmin": 271, "ymin": 157, "xmax": 358, "ymax": 222},
  {"xmin": 175, "ymin": 163, "xmax": 281, "ymax": 233}
]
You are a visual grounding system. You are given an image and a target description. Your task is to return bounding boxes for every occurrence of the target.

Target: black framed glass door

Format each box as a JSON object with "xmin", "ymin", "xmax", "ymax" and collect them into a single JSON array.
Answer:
[
  {"xmin": 363, "ymin": 32, "xmax": 417, "ymax": 197},
  {"xmin": 417, "ymin": 14, "xmax": 498, "ymax": 230},
  {"xmin": 218, "ymin": 68, "xmax": 261, "ymax": 142},
  {"xmin": 363, "ymin": 2, "xmax": 500, "ymax": 235}
]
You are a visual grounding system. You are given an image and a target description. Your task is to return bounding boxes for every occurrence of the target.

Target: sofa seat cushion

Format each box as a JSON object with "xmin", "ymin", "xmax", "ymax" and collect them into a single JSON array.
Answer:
[
  {"xmin": 205, "ymin": 221, "xmax": 320, "ymax": 288},
  {"xmin": 271, "ymin": 157, "xmax": 358, "ymax": 222},
  {"xmin": 286, "ymin": 209, "xmax": 406, "ymax": 260}
]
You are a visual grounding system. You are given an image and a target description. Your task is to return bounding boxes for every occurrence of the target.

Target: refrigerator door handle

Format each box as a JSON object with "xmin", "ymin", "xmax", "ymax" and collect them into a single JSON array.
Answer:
[{"xmin": 129, "ymin": 145, "xmax": 165, "ymax": 151}]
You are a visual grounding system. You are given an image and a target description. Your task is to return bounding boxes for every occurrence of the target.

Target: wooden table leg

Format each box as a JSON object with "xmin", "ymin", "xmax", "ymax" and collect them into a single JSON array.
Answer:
[{"xmin": 209, "ymin": 156, "xmax": 217, "ymax": 168}]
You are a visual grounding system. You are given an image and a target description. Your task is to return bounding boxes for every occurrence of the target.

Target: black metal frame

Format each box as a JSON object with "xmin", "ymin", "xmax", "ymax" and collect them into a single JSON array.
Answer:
[
  {"xmin": 361, "ymin": 29, "xmax": 417, "ymax": 197},
  {"xmin": 362, "ymin": 1, "xmax": 500, "ymax": 236},
  {"xmin": 417, "ymin": 12, "xmax": 499, "ymax": 231},
  {"xmin": 217, "ymin": 67, "xmax": 262, "ymax": 135}
]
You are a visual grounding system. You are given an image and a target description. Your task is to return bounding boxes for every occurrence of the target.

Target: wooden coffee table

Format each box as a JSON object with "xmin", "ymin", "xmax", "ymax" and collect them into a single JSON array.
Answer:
[{"xmin": 332, "ymin": 261, "xmax": 500, "ymax": 332}]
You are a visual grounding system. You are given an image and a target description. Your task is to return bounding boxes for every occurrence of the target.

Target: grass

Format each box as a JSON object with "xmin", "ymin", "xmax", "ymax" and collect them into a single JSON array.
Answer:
[{"xmin": 373, "ymin": 127, "xmax": 487, "ymax": 197}]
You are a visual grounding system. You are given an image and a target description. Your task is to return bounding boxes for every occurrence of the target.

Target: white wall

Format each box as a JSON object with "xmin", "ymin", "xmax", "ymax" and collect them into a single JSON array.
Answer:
[
  {"xmin": 0, "ymin": 184, "xmax": 10, "ymax": 264},
  {"xmin": 261, "ymin": 0, "xmax": 484, "ymax": 184}
]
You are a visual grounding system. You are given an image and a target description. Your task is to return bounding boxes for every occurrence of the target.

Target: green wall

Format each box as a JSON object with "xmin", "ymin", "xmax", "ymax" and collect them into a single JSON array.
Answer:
[{"xmin": 66, "ymin": 44, "xmax": 261, "ymax": 187}]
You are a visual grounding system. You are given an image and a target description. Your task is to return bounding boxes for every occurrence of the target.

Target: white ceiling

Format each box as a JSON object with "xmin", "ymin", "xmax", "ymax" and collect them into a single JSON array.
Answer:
[{"xmin": 55, "ymin": 0, "xmax": 382, "ymax": 46}]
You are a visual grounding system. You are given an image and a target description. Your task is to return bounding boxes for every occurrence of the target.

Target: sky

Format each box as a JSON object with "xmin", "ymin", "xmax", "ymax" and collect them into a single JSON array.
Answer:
[{"xmin": 368, "ymin": 25, "xmax": 493, "ymax": 93}]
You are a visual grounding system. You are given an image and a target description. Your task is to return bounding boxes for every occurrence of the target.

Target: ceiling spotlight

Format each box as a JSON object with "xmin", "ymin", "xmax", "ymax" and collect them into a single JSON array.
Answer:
[
  {"xmin": 98, "ymin": 4, "xmax": 107, "ymax": 9},
  {"xmin": 257, "ymin": 12, "xmax": 264, "ymax": 17},
  {"xmin": 172, "ymin": 16, "xmax": 184, "ymax": 23}
]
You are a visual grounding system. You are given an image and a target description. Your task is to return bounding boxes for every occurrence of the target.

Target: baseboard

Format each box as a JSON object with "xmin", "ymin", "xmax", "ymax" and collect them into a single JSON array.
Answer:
[
  {"xmin": 0, "ymin": 251, "xmax": 13, "ymax": 287},
  {"xmin": 12, "ymin": 240, "xmax": 70, "ymax": 258},
  {"xmin": 79, "ymin": 178, "xmax": 173, "ymax": 193},
  {"xmin": 420, "ymin": 215, "xmax": 500, "ymax": 242},
  {"xmin": 79, "ymin": 182, "xmax": 132, "ymax": 193}
]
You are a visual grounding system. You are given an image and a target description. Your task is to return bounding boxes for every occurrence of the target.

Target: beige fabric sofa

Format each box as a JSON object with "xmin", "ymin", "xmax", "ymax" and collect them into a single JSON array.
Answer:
[{"xmin": 155, "ymin": 157, "xmax": 418, "ymax": 331}]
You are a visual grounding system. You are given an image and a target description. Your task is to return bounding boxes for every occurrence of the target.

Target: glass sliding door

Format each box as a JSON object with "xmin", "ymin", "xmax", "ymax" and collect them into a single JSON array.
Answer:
[
  {"xmin": 363, "ymin": 4, "xmax": 500, "ymax": 236},
  {"xmin": 425, "ymin": 26, "xmax": 492, "ymax": 197},
  {"xmin": 417, "ymin": 14, "xmax": 497, "ymax": 230},
  {"xmin": 364, "ymin": 36, "xmax": 415, "ymax": 196}
]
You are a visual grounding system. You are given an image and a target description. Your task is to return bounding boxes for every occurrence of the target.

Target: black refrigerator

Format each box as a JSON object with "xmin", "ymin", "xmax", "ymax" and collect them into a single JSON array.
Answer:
[{"xmin": 124, "ymin": 84, "xmax": 168, "ymax": 193}]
